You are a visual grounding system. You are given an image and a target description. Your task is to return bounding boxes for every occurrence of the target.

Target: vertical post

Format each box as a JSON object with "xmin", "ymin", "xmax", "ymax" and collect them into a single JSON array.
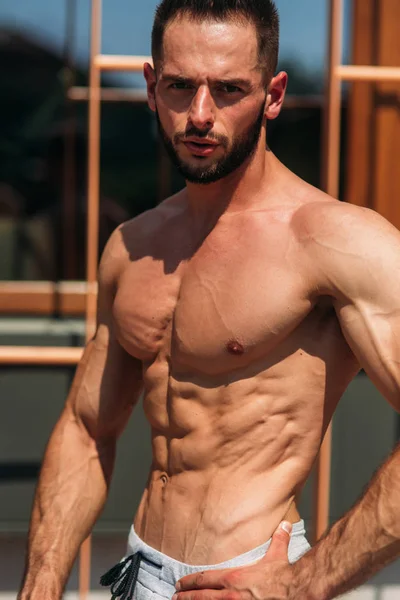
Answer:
[
  {"xmin": 86, "ymin": 0, "xmax": 101, "ymax": 342},
  {"xmin": 344, "ymin": 0, "xmax": 375, "ymax": 210},
  {"xmin": 63, "ymin": 0, "xmax": 78, "ymax": 280},
  {"xmin": 79, "ymin": 1, "xmax": 101, "ymax": 598},
  {"xmin": 314, "ymin": 0, "xmax": 343, "ymax": 544},
  {"xmin": 321, "ymin": 0, "xmax": 343, "ymax": 197}
]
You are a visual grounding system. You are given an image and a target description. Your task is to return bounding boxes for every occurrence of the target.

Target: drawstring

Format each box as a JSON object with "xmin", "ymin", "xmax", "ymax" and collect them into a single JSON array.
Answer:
[{"xmin": 100, "ymin": 552, "xmax": 143, "ymax": 600}]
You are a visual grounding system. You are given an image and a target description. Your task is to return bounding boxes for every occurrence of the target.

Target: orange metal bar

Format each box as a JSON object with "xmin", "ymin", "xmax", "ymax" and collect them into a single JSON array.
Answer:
[
  {"xmin": 69, "ymin": 86, "xmax": 148, "ymax": 103},
  {"xmin": 63, "ymin": 0, "xmax": 78, "ymax": 279},
  {"xmin": 79, "ymin": 1, "xmax": 102, "ymax": 595},
  {"xmin": 314, "ymin": 0, "xmax": 344, "ymax": 544},
  {"xmin": 0, "ymin": 347, "xmax": 82, "ymax": 365},
  {"xmin": 322, "ymin": 0, "xmax": 343, "ymax": 198},
  {"xmin": 86, "ymin": 0, "xmax": 102, "ymax": 343},
  {"xmin": 95, "ymin": 54, "xmax": 152, "ymax": 71},
  {"xmin": 336, "ymin": 64, "xmax": 400, "ymax": 82}
]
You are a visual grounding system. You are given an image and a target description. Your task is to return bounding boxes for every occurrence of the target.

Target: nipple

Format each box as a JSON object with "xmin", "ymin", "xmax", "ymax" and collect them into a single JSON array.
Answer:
[{"xmin": 227, "ymin": 340, "xmax": 245, "ymax": 356}]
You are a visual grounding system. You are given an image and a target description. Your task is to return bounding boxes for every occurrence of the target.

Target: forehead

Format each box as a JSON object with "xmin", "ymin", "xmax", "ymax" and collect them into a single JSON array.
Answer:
[{"xmin": 161, "ymin": 16, "xmax": 260, "ymax": 80}]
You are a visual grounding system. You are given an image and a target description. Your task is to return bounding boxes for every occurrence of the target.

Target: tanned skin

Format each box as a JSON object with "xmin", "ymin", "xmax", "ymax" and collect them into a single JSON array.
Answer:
[
  {"xmin": 175, "ymin": 435, "xmax": 400, "ymax": 600},
  {"xmin": 19, "ymin": 15, "xmax": 400, "ymax": 600}
]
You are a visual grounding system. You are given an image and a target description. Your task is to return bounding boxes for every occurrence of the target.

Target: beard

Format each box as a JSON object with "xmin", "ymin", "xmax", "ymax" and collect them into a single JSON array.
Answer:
[{"xmin": 155, "ymin": 100, "xmax": 266, "ymax": 185}]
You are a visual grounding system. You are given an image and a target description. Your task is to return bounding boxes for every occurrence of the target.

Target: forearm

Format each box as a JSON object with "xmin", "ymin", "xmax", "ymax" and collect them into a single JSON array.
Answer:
[
  {"xmin": 18, "ymin": 410, "xmax": 115, "ymax": 600},
  {"xmin": 293, "ymin": 444, "xmax": 400, "ymax": 600}
]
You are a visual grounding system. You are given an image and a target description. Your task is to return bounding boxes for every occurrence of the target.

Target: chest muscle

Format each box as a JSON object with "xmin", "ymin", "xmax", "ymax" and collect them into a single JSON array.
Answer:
[{"xmin": 113, "ymin": 246, "xmax": 313, "ymax": 373}]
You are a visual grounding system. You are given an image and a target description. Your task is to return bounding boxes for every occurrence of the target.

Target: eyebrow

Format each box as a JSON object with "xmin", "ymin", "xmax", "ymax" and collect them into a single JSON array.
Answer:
[{"xmin": 161, "ymin": 74, "xmax": 253, "ymax": 88}]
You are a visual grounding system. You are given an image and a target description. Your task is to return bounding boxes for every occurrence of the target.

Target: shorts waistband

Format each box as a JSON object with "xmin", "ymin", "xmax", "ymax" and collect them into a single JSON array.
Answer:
[{"xmin": 127, "ymin": 519, "xmax": 307, "ymax": 573}]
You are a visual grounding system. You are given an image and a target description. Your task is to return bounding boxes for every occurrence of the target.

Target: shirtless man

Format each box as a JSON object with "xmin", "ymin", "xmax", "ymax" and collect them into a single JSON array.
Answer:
[{"xmin": 19, "ymin": 1, "xmax": 400, "ymax": 599}]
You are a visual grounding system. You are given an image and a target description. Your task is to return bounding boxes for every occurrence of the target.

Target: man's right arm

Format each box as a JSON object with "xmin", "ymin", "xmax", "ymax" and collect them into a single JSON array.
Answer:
[{"xmin": 18, "ymin": 229, "xmax": 143, "ymax": 600}]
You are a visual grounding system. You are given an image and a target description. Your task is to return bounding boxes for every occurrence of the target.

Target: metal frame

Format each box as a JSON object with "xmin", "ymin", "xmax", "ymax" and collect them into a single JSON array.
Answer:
[
  {"xmin": 2, "ymin": 0, "xmax": 400, "ymax": 595},
  {"xmin": 315, "ymin": 0, "xmax": 400, "ymax": 544}
]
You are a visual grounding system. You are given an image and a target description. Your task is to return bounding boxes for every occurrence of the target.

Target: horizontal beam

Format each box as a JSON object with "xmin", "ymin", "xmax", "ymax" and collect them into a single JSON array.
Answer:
[
  {"xmin": 0, "ymin": 281, "xmax": 91, "ymax": 316},
  {"xmin": 0, "ymin": 346, "xmax": 83, "ymax": 365},
  {"xmin": 336, "ymin": 65, "xmax": 400, "ymax": 82},
  {"xmin": 94, "ymin": 55, "xmax": 152, "ymax": 72},
  {"xmin": 69, "ymin": 86, "xmax": 148, "ymax": 103},
  {"xmin": 94, "ymin": 56, "xmax": 400, "ymax": 82},
  {"xmin": 284, "ymin": 95, "xmax": 323, "ymax": 109}
]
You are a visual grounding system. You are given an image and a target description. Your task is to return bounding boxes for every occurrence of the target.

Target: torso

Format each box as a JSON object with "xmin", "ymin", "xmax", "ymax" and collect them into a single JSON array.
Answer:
[{"xmin": 112, "ymin": 189, "xmax": 360, "ymax": 564}]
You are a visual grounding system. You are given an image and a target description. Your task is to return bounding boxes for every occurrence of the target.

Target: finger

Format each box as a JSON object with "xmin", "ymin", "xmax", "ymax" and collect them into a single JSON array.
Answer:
[
  {"xmin": 262, "ymin": 521, "xmax": 291, "ymax": 563},
  {"xmin": 176, "ymin": 568, "xmax": 231, "ymax": 591}
]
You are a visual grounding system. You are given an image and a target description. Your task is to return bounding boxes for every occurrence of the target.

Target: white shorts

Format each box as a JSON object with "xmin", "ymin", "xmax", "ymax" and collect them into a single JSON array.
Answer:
[{"xmin": 100, "ymin": 521, "xmax": 311, "ymax": 600}]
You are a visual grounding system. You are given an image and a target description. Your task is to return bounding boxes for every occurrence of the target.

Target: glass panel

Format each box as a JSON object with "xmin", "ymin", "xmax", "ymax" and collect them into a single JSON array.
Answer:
[{"xmin": 0, "ymin": 1, "xmax": 160, "ymax": 281}]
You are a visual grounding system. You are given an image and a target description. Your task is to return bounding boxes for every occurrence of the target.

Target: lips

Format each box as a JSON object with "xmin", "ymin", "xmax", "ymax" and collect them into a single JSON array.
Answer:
[{"xmin": 183, "ymin": 140, "xmax": 219, "ymax": 157}]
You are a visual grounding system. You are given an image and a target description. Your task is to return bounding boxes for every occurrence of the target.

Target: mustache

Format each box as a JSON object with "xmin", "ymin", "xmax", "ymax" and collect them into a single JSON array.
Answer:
[{"xmin": 174, "ymin": 126, "xmax": 229, "ymax": 147}]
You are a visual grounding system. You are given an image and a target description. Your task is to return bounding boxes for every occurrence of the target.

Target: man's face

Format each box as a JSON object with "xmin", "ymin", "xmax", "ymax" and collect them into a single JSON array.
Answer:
[{"xmin": 146, "ymin": 16, "xmax": 270, "ymax": 184}]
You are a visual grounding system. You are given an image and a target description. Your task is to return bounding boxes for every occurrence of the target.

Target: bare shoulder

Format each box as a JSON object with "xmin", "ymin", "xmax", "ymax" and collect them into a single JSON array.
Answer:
[
  {"xmin": 121, "ymin": 192, "xmax": 186, "ymax": 239},
  {"xmin": 291, "ymin": 194, "xmax": 400, "ymax": 296},
  {"xmin": 293, "ymin": 195, "xmax": 399, "ymax": 246},
  {"xmin": 99, "ymin": 191, "xmax": 187, "ymax": 286}
]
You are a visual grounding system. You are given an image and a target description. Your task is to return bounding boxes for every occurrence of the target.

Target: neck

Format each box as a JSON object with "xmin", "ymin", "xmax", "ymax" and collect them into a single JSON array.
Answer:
[{"xmin": 184, "ymin": 143, "xmax": 279, "ymax": 223}]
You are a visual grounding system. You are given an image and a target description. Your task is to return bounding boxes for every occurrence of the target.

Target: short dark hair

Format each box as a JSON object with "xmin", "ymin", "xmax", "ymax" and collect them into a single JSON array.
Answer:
[{"xmin": 151, "ymin": 0, "xmax": 279, "ymax": 80}]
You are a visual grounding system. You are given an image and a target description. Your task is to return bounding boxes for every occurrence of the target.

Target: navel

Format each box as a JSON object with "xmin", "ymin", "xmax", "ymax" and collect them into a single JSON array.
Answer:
[
  {"xmin": 160, "ymin": 473, "xmax": 169, "ymax": 486},
  {"xmin": 226, "ymin": 340, "xmax": 245, "ymax": 356}
]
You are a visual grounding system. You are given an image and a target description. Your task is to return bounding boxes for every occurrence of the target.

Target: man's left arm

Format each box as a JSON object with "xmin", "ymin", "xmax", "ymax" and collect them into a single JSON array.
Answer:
[
  {"xmin": 291, "ymin": 203, "xmax": 400, "ymax": 599},
  {"xmin": 291, "ymin": 441, "xmax": 400, "ymax": 599}
]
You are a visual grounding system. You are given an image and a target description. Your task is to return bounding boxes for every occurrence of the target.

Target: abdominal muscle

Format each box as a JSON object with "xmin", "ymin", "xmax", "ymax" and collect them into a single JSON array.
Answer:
[{"xmin": 133, "ymin": 359, "xmax": 335, "ymax": 565}]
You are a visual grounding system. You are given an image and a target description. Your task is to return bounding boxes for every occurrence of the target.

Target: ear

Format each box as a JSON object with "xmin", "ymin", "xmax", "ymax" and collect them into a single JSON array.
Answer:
[
  {"xmin": 265, "ymin": 71, "xmax": 288, "ymax": 120},
  {"xmin": 144, "ymin": 62, "xmax": 157, "ymax": 112}
]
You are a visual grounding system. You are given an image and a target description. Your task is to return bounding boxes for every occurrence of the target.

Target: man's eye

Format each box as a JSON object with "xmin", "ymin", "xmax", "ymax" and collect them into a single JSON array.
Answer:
[
  {"xmin": 219, "ymin": 84, "xmax": 242, "ymax": 94},
  {"xmin": 170, "ymin": 82, "xmax": 192, "ymax": 90}
]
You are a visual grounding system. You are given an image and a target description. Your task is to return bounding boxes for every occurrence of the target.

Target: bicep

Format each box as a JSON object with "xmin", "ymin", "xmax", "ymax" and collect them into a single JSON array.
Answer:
[
  {"xmin": 67, "ymin": 326, "xmax": 143, "ymax": 441},
  {"xmin": 335, "ymin": 296, "xmax": 400, "ymax": 412},
  {"xmin": 66, "ymin": 227, "xmax": 143, "ymax": 440},
  {"xmin": 307, "ymin": 204, "xmax": 400, "ymax": 412}
]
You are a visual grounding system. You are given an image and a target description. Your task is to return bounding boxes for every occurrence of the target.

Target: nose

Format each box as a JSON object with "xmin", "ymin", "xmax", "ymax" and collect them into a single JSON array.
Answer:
[{"xmin": 188, "ymin": 85, "xmax": 215, "ymax": 130}]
